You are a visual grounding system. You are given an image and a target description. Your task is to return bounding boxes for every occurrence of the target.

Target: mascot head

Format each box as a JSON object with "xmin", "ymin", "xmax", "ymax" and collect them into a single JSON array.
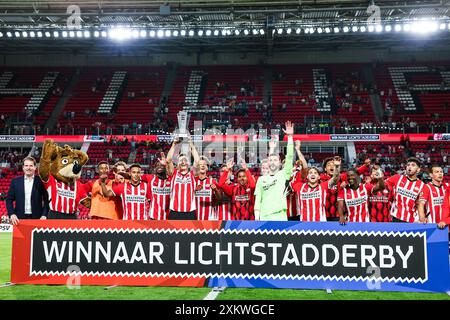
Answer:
[{"xmin": 41, "ymin": 139, "xmax": 89, "ymax": 185}]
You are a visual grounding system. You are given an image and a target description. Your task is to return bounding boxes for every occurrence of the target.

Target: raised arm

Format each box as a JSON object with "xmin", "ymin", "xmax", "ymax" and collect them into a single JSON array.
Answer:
[
  {"xmin": 328, "ymin": 156, "xmax": 342, "ymax": 188},
  {"xmin": 39, "ymin": 139, "xmax": 58, "ymax": 182},
  {"xmin": 166, "ymin": 138, "xmax": 180, "ymax": 176},
  {"xmin": 294, "ymin": 140, "xmax": 308, "ymax": 180},
  {"xmin": 218, "ymin": 160, "xmax": 234, "ymax": 196},
  {"xmin": 241, "ymin": 160, "xmax": 256, "ymax": 189},
  {"xmin": 99, "ymin": 174, "xmax": 114, "ymax": 198},
  {"xmin": 283, "ymin": 121, "xmax": 294, "ymax": 180},
  {"xmin": 188, "ymin": 136, "xmax": 201, "ymax": 167}
]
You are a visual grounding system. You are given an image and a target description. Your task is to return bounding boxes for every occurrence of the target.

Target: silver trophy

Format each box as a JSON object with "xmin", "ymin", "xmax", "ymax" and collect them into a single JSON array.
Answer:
[{"xmin": 176, "ymin": 111, "xmax": 191, "ymax": 157}]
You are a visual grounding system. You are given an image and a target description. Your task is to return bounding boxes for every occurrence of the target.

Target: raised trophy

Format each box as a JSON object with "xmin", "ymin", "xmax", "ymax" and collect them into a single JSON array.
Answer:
[{"xmin": 176, "ymin": 110, "xmax": 191, "ymax": 156}]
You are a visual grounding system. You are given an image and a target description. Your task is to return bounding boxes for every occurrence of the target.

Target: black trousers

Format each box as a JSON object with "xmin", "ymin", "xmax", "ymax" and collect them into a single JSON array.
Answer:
[
  {"xmin": 288, "ymin": 216, "xmax": 300, "ymax": 221},
  {"xmin": 327, "ymin": 217, "xmax": 340, "ymax": 222},
  {"xmin": 47, "ymin": 210, "xmax": 77, "ymax": 220},
  {"xmin": 168, "ymin": 210, "xmax": 196, "ymax": 220}
]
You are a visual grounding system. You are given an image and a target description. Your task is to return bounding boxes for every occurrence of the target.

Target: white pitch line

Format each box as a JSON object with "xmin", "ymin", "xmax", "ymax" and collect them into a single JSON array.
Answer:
[
  {"xmin": 0, "ymin": 282, "xmax": 15, "ymax": 288},
  {"xmin": 203, "ymin": 286, "xmax": 225, "ymax": 300}
]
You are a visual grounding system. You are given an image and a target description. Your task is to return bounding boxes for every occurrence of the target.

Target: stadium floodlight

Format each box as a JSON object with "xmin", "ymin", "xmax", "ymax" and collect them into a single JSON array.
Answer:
[
  {"xmin": 260, "ymin": 28, "xmax": 265, "ymax": 35},
  {"xmin": 30, "ymin": 31, "xmax": 36, "ymax": 38},
  {"xmin": 375, "ymin": 25, "xmax": 383, "ymax": 32},
  {"xmin": 94, "ymin": 31, "xmax": 100, "ymax": 38},
  {"xmin": 221, "ymin": 29, "xmax": 227, "ymax": 36},
  {"xmin": 14, "ymin": 31, "xmax": 20, "ymax": 37},
  {"xmin": 403, "ymin": 23, "xmax": 411, "ymax": 32},
  {"xmin": 165, "ymin": 30, "xmax": 171, "ymax": 37},
  {"xmin": 440, "ymin": 23, "xmax": 447, "ymax": 30},
  {"xmin": 69, "ymin": 31, "xmax": 75, "ymax": 38},
  {"xmin": 172, "ymin": 30, "xmax": 178, "ymax": 37},
  {"xmin": 234, "ymin": 29, "xmax": 240, "ymax": 36},
  {"xmin": 206, "ymin": 29, "xmax": 212, "ymax": 36},
  {"xmin": 101, "ymin": 30, "xmax": 107, "ymax": 38},
  {"xmin": 37, "ymin": 31, "xmax": 43, "ymax": 38},
  {"xmin": 286, "ymin": 28, "xmax": 292, "ymax": 34},
  {"xmin": 22, "ymin": 31, "xmax": 28, "ymax": 37},
  {"xmin": 45, "ymin": 31, "xmax": 51, "ymax": 37},
  {"xmin": 0, "ymin": 32, "xmax": 3, "ymax": 37},
  {"xmin": 189, "ymin": 30, "xmax": 195, "ymax": 36},
  {"xmin": 84, "ymin": 31, "xmax": 90, "ymax": 38},
  {"xmin": 296, "ymin": 28, "xmax": 301, "ymax": 34},
  {"xmin": 213, "ymin": 29, "xmax": 220, "ymax": 36},
  {"xmin": 6, "ymin": 31, "xmax": 12, "ymax": 37},
  {"xmin": 226, "ymin": 29, "xmax": 232, "ymax": 36},
  {"xmin": 343, "ymin": 26, "xmax": 349, "ymax": 33},
  {"xmin": 277, "ymin": 28, "xmax": 283, "ymax": 34},
  {"xmin": 157, "ymin": 29, "xmax": 164, "ymax": 38},
  {"xmin": 53, "ymin": 31, "xmax": 59, "ymax": 38},
  {"xmin": 252, "ymin": 29, "xmax": 258, "ymax": 35},
  {"xmin": 62, "ymin": 31, "xmax": 68, "ymax": 38},
  {"xmin": 198, "ymin": 30, "xmax": 203, "ymax": 36},
  {"xmin": 180, "ymin": 30, "xmax": 186, "ymax": 36},
  {"xmin": 395, "ymin": 24, "xmax": 402, "ymax": 32},
  {"xmin": 368, "ymin": 25, "xmax": 375, "ymax": 32},
  {"xmin": 150, "ymin": 30, "xmax": 156, "ymax": 37},
  {"xmin": 243, "ymin": 29, "xmax": 249, "ymax": 35},
  {"xmin": 140, "ymin": 30, "xmax": 147, "ymax": 38},
  {"xmin": 360, "ymin": 26, "xmax": 367, "ymax": 32},
  {"xmin": 385, "ymin": 25, "xmax": 392, "ymax": 32},
  {"xmin": 351, "ymin": 26, "xmax": 358, "ymax": 32},
  {"xmin": 76, "ymin": 30, "xmax": 83, "ymax": 38},
  {"xmin": 317, "ymin": 27, "xmax": 323, "ymax": 34},
  {"xmin": 334, "ymin": 27, "xmax": 340, "ymax": 33},
  {"xmin": 132, "ymin": 30, "xmax": 139, "ymax": 38},
  {"xmin": 325, "ymin": 27, "xmax": 331, "ymax": 33}
]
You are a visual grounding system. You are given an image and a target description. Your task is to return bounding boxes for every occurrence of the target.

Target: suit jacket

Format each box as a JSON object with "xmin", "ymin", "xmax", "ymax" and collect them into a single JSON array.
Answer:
[{"xmin": 6, "ymin": 175, "xmax": 49, "ymax": 219}]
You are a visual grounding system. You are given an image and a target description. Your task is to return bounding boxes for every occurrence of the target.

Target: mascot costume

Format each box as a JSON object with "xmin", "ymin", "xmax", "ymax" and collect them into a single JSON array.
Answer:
[{"xmin": 39, "ymin": 139, "xmax": 91, "ymax": 219}]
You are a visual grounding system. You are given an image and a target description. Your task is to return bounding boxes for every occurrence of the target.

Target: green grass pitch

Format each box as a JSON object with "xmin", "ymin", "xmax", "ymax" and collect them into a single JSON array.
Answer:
[{"xmin": 0, "ymin": 233, "xmax": 449, "ymax": 300}]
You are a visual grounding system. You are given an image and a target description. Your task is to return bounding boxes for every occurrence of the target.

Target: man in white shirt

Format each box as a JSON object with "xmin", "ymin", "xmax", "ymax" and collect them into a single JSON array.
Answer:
[{"xmin": 6, "ymin": 156, "xmax": 49, "ymax": 225}]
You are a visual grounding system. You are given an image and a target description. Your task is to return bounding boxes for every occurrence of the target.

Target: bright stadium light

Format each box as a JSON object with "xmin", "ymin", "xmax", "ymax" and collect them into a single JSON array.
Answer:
[
  {"xmin": 37, "ymin": 31, "xmax": 43, "ymax": 37},
  {"xmin": 234, "ymin": 29, "xmax": 240, "ymax": 36},
  {"xmin": 157, "ymin": 29, "xmax": 164, "ymax": 38},
  {"xmin": 14, "ymin": 31, "xmax": 20, "ymax": 37},
  {"xmin": 360, "ymin": 26, "xmax": 367, "ymax": 32},
  {"xmin": 198, "ymin": 30, "xmax": 203, "ymax": 36},
  {"xmin": 296, "ymin": 28, "xmax": 301, "ymax": 34},
  {"xmin": 440, "ymin": 23, "xmax": 447, "ymax": 30},
  {"xmin": 317, "ymin": 27, "xmax": 323, "ymax": 33},
  {"xmin": 448, "ymin": 23, "xmax": 450, "ymax": 30},
  {"xmin": 94, "ymin": 31, "xmax": 100, "ymax": 37},
  {"xmin": 165, "ymin": 30, "xmax": 171, "ymax": 37},
  {"xmin": 101, "ymin": 30, "xmax": 107, "ymax": 37},
  {"xmin": 343, "ymin": 26, "xmax": 349, "ymax": 33},
  {"xmin": 6, "ymin": 31, "xmax": 12, "ymax": 37},
  {"xmin": 132, "ymin": 30, "xmax": 139, "ymax": 38},
  {"xmin": 395, "ymin": 24, "xmax": 402, "ymax": 32},
  {"xmin": 0, "ymin": 32, "xmax": 3, "ymax": 37},
  {"xmin": 30, "ymin": 31, "xmax": 35, "ymax": 37},
  {"xmin": 221, "ymin": 29, "xmax": 226, "ymax": 36},
  {"xmin": 214, "ymin": 29, "xmax": 220, "ymax": 36},
  {"xmin": 226, "ymin": 29, "xmax": 232, "ymax": 36},
  {"xmin": 325, "ymin": 27, "xmax": 331, "ymax": 33},
  {"xmin": 286, "ymin": 28, "xmax": 292, "ymax": 34},
  {"xmin": 334, "ymin": 27, "xmax": 340, "ymax": 33},
  {"xmin": 252, "ymin": 29, "xmax": 258, "ymax": 35},
  {"xmin": 45, "ymin": 31, "xmax": 51, "ymax": 37},
  {"xmin": 172, "ymin": 30, "xmax": 179, "ymax": 37},
  {"xmin": 84, "ymin": 30, "xmax": 90, "ymax": 38},
  {"xmin": 375, "ymin": 25, "xmax": 383, "ymax": 32},
  {"xmin": 53, "ymin": 31, "xmax": 59, "ymax": 38},
  {"xmin": 69, "ymin": 31, "xmax": 75, "ymax": 38},
  {"xmin": 189, "ymin": 30, "xmax": 195, "ymax": 36},
  {"xmin": 22, "ymin": 31, "xmax": 28, "ymax": 37},
  {"xmin": 368, "ymin": 25, "xmax": 375, "ymax": 32},
  {"xmin": 62, "ymin": 31, "xmax": 68, "ymax": 38},
  {"xmin": 149, "ymin": 30, "xmax": 156, "ymax": 37},
  {"xmin": 140, "ymin": 30, "xmax": 147, "ymax": 38},
  {"xmin": 76, "ymin": 30, "xmax": 83, "ymax": 38},
  {"xmin": 260, "ymin": 29, "xmax": 265, "ymax": 35},
  {"xmin": 277, "ymin": 28, "xmax": 283, "ymax": 34},
  {"xmin": 403, "ymin": 23, "xmax": 411, "ymax": 32},
  {"xmin": 180, "ymin": 30, "xmax": 186, "ymax": 36},
  {"xmin": 351, "ymin": 26, "xmax": 358, "ymax": 32},
  {"xmin": 206, "ymin": 29, "xmax": 212, "ymax": 36},
  {"xmin": 243, "ymin": 29, "xmax": 249, "ymax": 35},
  {"xmin": 385, "ymin": 25, "xmax": 392, "ymax": 32}
]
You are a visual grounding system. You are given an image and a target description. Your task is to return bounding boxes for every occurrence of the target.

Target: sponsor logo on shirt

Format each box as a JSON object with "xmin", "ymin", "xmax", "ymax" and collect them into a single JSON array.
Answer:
[
  {"xmin": 346, "ymin": 196, "xmax": 367, "ymax": 207},
  {"xmin": 300, "ymin": 190, "xmax": 321, "ymax": 200},
  {"xmin": 397, "ymin": 187, "xmax": 420, "ymax": 200},
  {"xmin": 369, "ymin": 196, "xmax": 389, "ymax": 203},
  {"xmin": 152, "ymin": 187, "xmax": 171, "ymax": 195},
  {"xmin": 262, "ymin": 180, "xmax": 277, "ymax": 191},
  {"xmin": 235, "ymin": 195, "xmax": 250, "ymax": 202},
  {"xmin": 57, "ymin": 188, "xmax": 75, "ymax": 199},
  {"xmin": 432, "ymin": 197, "xmax": 444, "ymax": 206},
  {"xmin": 195, "ymin": 190, "xmax": 212, "ymax": 197},
  {"xmin": 125, "ymin": 195, "xmax": 146, "ymax": 203}
]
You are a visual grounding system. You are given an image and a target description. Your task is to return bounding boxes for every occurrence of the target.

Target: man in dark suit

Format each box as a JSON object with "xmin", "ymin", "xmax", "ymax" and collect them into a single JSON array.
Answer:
[{"xmin": 6, "ymin": 156, "xmax": 49, "ymax": 225}]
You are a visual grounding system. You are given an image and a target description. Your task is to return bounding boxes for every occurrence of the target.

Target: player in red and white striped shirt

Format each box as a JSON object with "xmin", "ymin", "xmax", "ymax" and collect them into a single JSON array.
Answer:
[
  {"xmin": 166, "ymin": 137, "xmax": 200, "ymax": 220},
  {"xmin": 291, "ymin": 160, "xmax": 341, "ymax": 222},
  {"xmin": 194, "ymin": 157, "xmax": 220, "ymax": 220},
  {"xmin": 141, "ymin": 153, "xmax": 171, "ymax": 220},
  {"xmin": 338, "ymin": 168, "xmax": 374, "ymax": 224},
  {"xmin": 386, "ymin": 157, "xmax": 425, "ymax": 223},
  {"xmin": 286, "ymin": 141, "xmax": 309, "ymax": 221},
  {"xmin": 418, "ymin": 164, "xmax": 448, "ymax": 223},
  {"xmin": 101, "ymin": 163, "xmax": 151, "ymax": 220},
  {"xmin": 216, "ymin": 164, "xmax": 232, "ymax": 220}
]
